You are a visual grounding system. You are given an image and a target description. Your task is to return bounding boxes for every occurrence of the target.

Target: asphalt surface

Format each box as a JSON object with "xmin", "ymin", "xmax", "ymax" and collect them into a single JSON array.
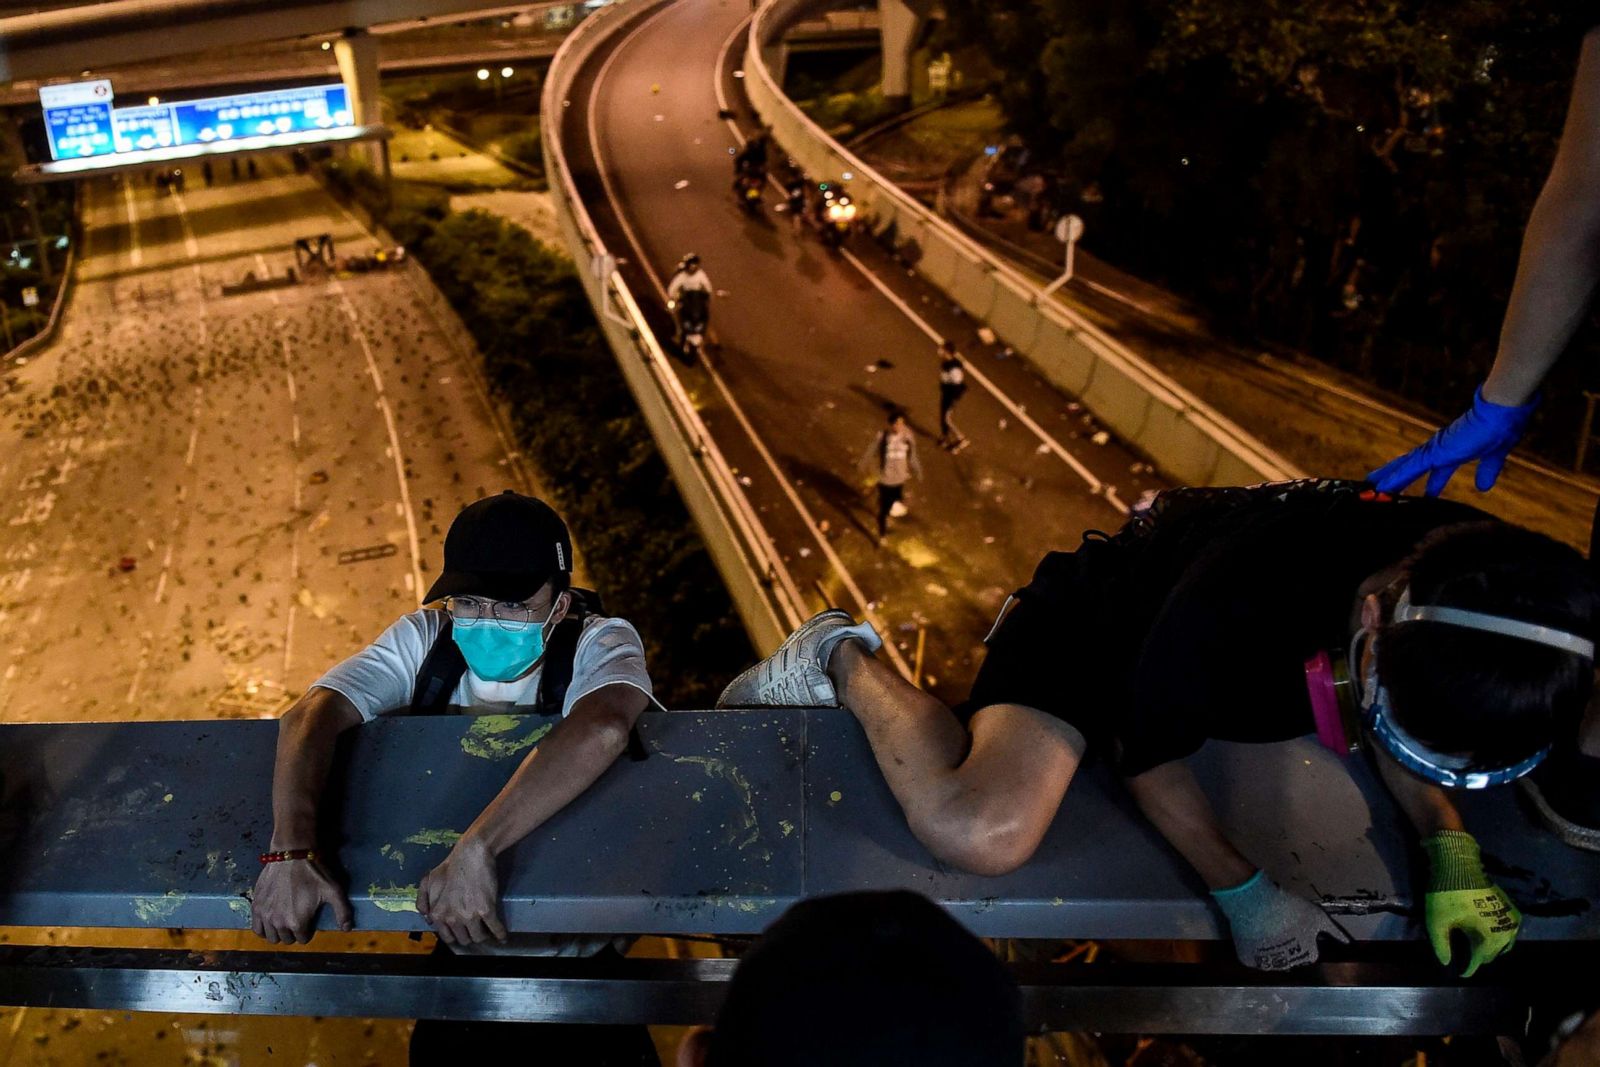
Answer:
[
  {"xmin": 564, "ymin": 0, "xmax": 1166, "ymax": 703},
  {"xmin": 0, "ymin": 163, "xmax": 530, "ymax": 720},
  {"xmin": 0, "ymin": 158, "xmax": 536, "ymax": 1059}
]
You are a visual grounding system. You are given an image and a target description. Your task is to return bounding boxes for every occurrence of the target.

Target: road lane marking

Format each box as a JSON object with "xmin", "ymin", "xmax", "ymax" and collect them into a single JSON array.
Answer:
[
  {"xmin": 125, "ymin": 633, "xmax": 151, "ymax": 705},
  {"xmin": 123, "ymin": 179, "xmax": 143, "ymax": 269},
  {"xmin": 712, "ymin": 14, "xmax": 1125, "ymax": 515},
  {"xmin": 591, "ymin": 5, "xmax": 913, "ymax": 676},
  {"xmin": 335, "ymin": 285, "xmax": 425, "ymax": 607},
  {"xmin": 278, "ymin": 324, "xmax": 303, "ymax": 682},
  {"xmin": 838, "ymin": 246, "xmax": 1124, "ymax": 511}
]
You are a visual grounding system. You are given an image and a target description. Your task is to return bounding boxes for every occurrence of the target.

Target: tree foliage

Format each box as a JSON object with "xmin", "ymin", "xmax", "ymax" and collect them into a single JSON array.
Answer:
[{"xmin": 944, "ymin": 0, "xmax": 1599, "ymax": 461}]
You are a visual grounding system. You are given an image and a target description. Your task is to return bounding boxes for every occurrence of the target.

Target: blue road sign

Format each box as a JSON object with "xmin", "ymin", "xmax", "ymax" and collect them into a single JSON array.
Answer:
[
  {"xmin": 40, "ymin": 81, "xmax": 353, "ymax": 162},
  {"xmin": 39, "ymin": 80, "xmax": 116, "ymax": 160}
]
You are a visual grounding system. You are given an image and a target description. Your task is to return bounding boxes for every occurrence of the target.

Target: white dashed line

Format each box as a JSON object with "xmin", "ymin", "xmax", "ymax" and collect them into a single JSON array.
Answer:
[
  {"xmin": 122, "ymin": 179, "xmax": 143, "ymax": 269},
  {"xmin": 336, "ymin": 285, "xmax": 426, "ymax": 607}
]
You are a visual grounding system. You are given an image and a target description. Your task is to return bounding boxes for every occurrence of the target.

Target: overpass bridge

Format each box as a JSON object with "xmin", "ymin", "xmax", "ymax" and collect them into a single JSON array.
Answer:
[
  {"xmin": 1, "ymin": 713, "xmax": 1594, "ymax": 1032},
  {"xmin": 0, "ymin": 0, "xmax": 1594, "ymax": 1050}
]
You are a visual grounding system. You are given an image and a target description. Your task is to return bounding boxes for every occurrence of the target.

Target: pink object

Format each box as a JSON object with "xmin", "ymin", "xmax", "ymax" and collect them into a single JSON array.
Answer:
[{"xmin": 1304, "ymin": 650, "xmax": 1350, "ymax": 756}]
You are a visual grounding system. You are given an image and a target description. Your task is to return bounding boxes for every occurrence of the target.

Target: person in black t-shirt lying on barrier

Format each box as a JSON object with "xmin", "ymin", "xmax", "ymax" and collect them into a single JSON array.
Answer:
[{"xmin": 719, "ymin": 479, "xmax": 1598, "ymax": 974}]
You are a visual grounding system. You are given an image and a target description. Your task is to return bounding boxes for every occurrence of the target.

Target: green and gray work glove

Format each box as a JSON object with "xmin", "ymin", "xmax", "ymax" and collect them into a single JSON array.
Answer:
[
  {"xmin": 1211, "ymin": 870, "xmax": 1351, "ymax": 971},
  {"xmin": 1423, "ymin": 830, "xmax": 1520, "ymax": 978}
]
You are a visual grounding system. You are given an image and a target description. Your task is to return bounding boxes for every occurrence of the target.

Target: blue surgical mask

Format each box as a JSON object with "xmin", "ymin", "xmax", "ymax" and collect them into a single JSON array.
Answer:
[{"xmin": 452, "ymin": 610, "xmax": 557, "ymax": 683}]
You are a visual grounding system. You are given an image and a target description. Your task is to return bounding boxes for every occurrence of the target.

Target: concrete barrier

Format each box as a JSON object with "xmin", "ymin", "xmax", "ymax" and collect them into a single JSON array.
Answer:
[
  {"xmin": 745, "ymin": 0, "xmax": 1303, "ymax": 488},
  {"xmin": 4, "ymin": 243, "xmax": 76, "ymax": 367},
  {"xmin": 543, "ymin": 0, "xmax": 804, "ymax": 653}
]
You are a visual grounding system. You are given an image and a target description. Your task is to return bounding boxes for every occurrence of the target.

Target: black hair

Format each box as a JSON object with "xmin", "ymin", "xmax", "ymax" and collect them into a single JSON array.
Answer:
[
  {"xmin": 705, "ymin": 891, "xmax": 1023, "ymax": 1067},
  {"xmin": 1378, "ymin": 521, "xmax": 1597, "ymax": 767},
  {"xmin": 887, "ymin": 409, "xmax": 906, "ymax": 425}
]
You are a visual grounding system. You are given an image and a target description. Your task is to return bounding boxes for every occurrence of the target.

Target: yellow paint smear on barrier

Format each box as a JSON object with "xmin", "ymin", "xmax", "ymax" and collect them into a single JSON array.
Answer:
[
  {"xmin": 404, "ymin": 829, "xmax": 463, "ymax": 847},
  {"xmin": 460, "ymin": 715, "xmax": 554, "ymax": 760},
  {"xmin": 369, "ymin": 883, "xmax": 420, "ymax": 913},
  {"xmin": 674, "ymin": 755, "xmax": 760, "ymax": 849},
  {"xmin": 132, "ymin": 891, "xmax": 185, "ymax": 923}
]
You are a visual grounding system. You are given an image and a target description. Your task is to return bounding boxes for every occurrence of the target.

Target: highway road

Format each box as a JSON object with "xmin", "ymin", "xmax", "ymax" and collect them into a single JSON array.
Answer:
[
  {"xmin": 564, "ymin": 0, "xmax": 1168, "ymax": 702},
  {"xmin": 0, "ymin": 158, "xmax": 537, "ymax": 1059},
  {"xmin": 0, "ymin": 163, "xmax": 532, "ymax": 724}
]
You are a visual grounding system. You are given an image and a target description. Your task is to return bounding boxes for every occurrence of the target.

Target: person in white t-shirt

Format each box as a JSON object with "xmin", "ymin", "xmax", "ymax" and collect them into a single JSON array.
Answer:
[{"xmin": 249, "ymin": 492, "xmax": 655, "ymax": 949}]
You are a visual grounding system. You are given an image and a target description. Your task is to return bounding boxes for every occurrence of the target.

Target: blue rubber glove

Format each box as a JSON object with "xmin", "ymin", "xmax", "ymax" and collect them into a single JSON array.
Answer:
[
  {"xmin": 1368, "ymin": 386, "xmax": 1538, "ymax": 496},
  {"xmin": 1211, "ymin": 870, "xmax": 1351, "ymax": 971}
]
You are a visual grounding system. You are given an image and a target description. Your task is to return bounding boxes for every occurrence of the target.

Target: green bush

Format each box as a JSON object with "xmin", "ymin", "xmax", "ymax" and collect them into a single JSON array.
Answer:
[
  {"xmin": 313, "ymin": 176, "xmax": 752, "ymax": 703},
  {"xmin": 500, "ymin": 131, "xmax": 544, "ymax": 172}
]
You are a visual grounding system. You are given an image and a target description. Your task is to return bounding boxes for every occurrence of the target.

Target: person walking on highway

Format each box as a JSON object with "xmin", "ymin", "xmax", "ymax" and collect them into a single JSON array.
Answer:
[
  {"xmin": 721, "ymin": 479, "xmax": 1599, "ymax": 975},
  {"xmin": 250, "ymin": 492, "xmax": 656, "ymax": 952},
  {"xmin": 936, "ymin": 340, "xmax": 970, "ymax": 452},
  {"xmin": 859, "ymin": 410, "xmax": 922, "ymax": 546}
]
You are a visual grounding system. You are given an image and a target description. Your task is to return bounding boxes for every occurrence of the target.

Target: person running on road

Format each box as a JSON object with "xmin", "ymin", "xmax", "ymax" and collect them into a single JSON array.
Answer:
[
  {"xmin": 936, "ymin": 340, "xmax": 970, "ymax": 452},
  {"xmin": 1371, "ymin": 26, "xmax": 1600, "ymax": 497},
  {"xmin": 859, "ymin": 410, "xmax": 922, "ymax": 546},
  {"xmin": 720, "ymin": 479, "xmax": 1598, "ymax": 976},
  {"xmin": 250, "ymin": 492, "xmax": 657, "ymax": 951}
]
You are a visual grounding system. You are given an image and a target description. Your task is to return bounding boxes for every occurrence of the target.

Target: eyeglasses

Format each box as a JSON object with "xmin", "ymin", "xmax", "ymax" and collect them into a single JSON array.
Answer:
[{"xmin": 443, "ymin": 596, "xmax": 555, "ymax": 632}]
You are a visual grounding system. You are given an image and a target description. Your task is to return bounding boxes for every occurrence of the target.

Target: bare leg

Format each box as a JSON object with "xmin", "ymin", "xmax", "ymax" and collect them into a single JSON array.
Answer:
[{"xmin": 830, "ymin": 641, "xmax": 1086, "ymax": 875}]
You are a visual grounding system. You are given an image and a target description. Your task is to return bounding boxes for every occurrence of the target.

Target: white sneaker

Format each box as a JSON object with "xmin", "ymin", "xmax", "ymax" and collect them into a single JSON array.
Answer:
[{"xmin": 717, "ymin": 609, "xmax": 882, "ymax": 707}]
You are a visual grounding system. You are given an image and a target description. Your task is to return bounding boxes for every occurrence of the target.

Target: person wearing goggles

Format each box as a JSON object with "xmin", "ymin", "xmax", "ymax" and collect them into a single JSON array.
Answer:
[{"xmin": 721, "ymin": 479, "xmax": 1598, "ymax": 976}]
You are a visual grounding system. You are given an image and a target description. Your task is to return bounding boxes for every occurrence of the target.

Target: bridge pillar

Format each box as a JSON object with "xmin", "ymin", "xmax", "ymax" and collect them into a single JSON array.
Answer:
[
  {"xmin": 879, "ymin": 0, "xmax": 933, "ymax": 110},
  {"xmin": 333, "ymin": 28, "xmax": 382, "ymax": 171}
]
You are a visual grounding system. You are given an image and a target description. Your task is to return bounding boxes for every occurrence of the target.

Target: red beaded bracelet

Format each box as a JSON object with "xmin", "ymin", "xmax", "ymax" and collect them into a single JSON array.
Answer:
[{"xmin": 258, "ymin": 849, "xmax": 318, "ymax": 865}]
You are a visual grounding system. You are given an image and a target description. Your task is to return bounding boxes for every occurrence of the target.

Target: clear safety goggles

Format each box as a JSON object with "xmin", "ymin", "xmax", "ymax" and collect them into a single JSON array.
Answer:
[{"xmin": 1353, "ymin": 587, "xmax": 1594, "ymax": 790}]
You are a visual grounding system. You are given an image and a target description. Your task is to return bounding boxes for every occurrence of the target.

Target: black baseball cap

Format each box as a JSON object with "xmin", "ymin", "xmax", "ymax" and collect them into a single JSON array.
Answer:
[
  {"xmin": 705, "ymin": 891, "xmax": 1024, "ymax": 1066},
  {"xmin": 424, "ymin": 492, "xmax": 572, "ymax": 603}
]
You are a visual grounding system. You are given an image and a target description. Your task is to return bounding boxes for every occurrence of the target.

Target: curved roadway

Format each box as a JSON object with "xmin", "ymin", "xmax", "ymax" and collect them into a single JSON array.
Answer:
[{"xmin": 564, "ymin": 0, "xmax": 1166, "ymax": 701}]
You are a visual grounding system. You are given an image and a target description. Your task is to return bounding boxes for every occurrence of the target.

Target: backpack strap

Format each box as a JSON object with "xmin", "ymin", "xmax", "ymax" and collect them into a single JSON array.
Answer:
[
  {"xmin": 407, "ymin": 593, "xmax": 648, "ymax": 762},
  {"xmin": 537, "ymin": 589, "xmax": 649, "ymax": 763},
  {"xmin": 410, "ymin": 616, "xmax": 468, "ymax": 714}
]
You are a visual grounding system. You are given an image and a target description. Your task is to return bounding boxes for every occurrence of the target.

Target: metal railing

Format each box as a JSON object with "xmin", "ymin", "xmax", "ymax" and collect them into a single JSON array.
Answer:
[
  {"xmin": 542, "ymin": 0, "xmax": 806, "ymax": 652},
  {"xmin": 745, "ymin": 0, "xmax": 1304, "ymax": 488}
]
